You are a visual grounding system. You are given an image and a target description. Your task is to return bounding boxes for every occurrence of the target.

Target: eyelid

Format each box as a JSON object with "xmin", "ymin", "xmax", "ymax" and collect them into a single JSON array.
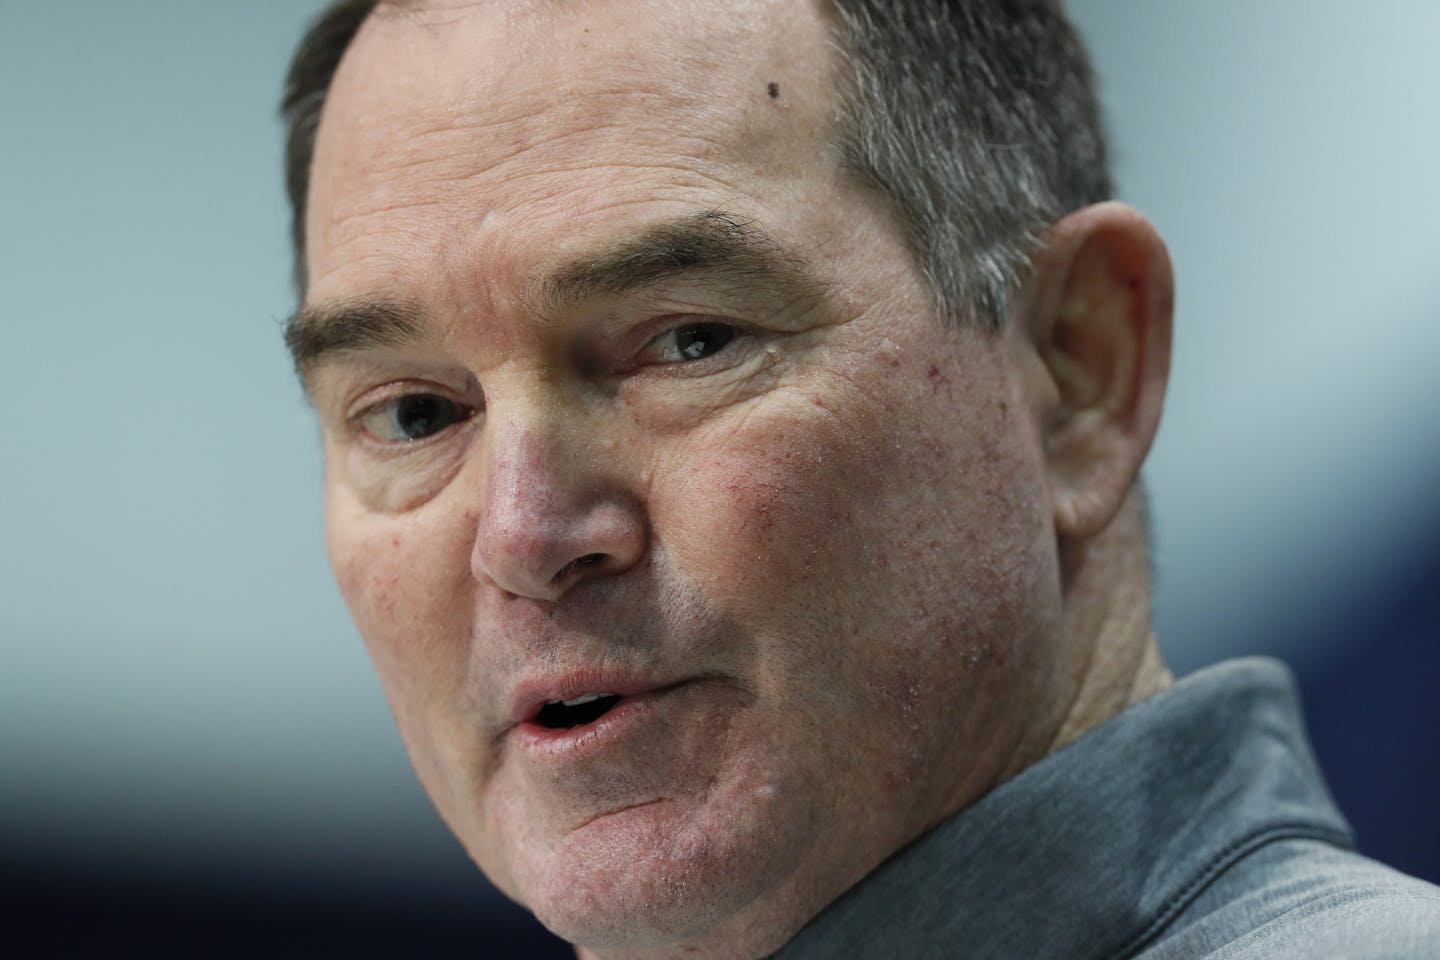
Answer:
[
  {"xmin": 343, "ymin": 380, "xmax": 480, "ymax": 443},
  {"xmin": 342, "ymin": 371, "xmax": 477, "ymax": 414},
  {"xmin": 355, "ymin": 391, "xmax": 472, "ymax": 446},
  {"xmin": 631, "ymin": 317, "xmax": 752, "ymax": 370}
]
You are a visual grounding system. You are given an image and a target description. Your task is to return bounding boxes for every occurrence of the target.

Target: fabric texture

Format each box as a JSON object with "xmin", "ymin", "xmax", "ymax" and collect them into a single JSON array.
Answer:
[{"xmin": 774, "ymin": 658, "xmax": 1440, "ymax": 959}]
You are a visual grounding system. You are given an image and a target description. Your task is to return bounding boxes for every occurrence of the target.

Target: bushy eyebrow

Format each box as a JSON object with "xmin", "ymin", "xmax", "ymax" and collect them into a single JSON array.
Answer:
[
  {"xmin": 285, "ymin": 209, "xmax": 826, "ymax": 380},
  {"xmin": 285, "ymin": 297, "xmax": 426, "ymax": 378},
  {"xmin": 536, "ymin": 209, "xmax": 825, "ymax": 313}
]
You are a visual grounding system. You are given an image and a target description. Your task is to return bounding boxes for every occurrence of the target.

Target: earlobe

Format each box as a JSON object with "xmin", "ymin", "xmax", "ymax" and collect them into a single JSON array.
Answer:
[{"xmin": 1026, "ymin": 203, "xmax": 1173, "ymax": 540}]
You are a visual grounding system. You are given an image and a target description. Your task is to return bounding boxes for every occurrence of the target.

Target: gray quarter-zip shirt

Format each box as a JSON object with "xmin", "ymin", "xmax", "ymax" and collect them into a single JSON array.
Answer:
[{"xmin": 776, "ymin": 658, "xmax": 1440, "ymax": 959}]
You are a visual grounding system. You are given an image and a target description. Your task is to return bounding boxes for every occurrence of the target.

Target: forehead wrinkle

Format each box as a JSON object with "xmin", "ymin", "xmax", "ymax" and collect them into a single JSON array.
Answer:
[{"xmin": 313, "ymin": 102, "xmax": 734, "ymax": 273}]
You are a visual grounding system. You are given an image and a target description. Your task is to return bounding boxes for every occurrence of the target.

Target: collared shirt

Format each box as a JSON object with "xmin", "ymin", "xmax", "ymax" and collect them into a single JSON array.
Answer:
[{"xmin": 776, "ymin": 658, "xmax": 1440, "ymax": 959}]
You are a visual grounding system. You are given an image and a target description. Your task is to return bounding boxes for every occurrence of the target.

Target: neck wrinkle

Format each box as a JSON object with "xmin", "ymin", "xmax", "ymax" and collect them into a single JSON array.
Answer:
[{"xmin": 1043, "ymin": 490, "xmax": 1171, "ymax": 759}]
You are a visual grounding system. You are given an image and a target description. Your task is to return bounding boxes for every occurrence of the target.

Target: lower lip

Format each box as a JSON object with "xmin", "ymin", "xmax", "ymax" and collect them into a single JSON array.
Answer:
[{"xmin": 512, "ymin": 683, "xmax": 689, "ymax": 759}]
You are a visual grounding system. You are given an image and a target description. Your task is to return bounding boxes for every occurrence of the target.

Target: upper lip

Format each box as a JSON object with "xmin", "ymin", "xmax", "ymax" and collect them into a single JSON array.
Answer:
[{"xmin": 505, "ymin": 672, "xmax": 686, "ymax": 728}]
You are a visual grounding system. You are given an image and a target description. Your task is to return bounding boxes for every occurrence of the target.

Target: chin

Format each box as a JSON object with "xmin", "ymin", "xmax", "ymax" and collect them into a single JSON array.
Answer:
[{"xmin": 488, "ymin": 774, "xmax": 826, "ymax": 958}]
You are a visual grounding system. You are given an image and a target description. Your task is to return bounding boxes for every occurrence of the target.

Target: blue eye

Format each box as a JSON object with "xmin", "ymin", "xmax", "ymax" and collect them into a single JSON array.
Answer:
[
  {"xmin": 361, "ymin": 393, "xmax": 472, "ymax": 442},
  {"xmin": 653, "ymin": 322, "xmax": 737, "ymax": 363}
]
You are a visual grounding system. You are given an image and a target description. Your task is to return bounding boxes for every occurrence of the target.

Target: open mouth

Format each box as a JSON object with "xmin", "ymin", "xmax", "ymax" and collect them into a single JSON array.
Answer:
[{"xmin": 533, "ymin": 693, "xmax": 623, "ymax": 729}]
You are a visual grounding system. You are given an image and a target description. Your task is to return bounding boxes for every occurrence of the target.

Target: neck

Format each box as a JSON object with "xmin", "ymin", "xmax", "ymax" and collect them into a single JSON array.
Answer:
[{"xmin": 1043, "ymin": 489, "xmax": 1172, "ymax": 758}]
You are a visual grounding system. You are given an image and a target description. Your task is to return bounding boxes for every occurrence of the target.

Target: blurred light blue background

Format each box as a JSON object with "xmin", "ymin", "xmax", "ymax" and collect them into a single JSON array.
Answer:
[{"xmin": 3, "ymin": 1, "xmax": 1437, "ymax": 954}]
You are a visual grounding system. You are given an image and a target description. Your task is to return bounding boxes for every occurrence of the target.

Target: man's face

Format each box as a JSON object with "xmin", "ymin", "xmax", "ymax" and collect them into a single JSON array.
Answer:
[{"xmin": 303, "ymin": 0, "xmax": 1070, "ymax": 953}]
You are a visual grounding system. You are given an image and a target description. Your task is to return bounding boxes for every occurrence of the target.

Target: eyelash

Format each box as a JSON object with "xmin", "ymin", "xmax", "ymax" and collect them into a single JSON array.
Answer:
[
  {"xmin": 360, "ymin": 393, "xmax": 476, "ymax": 444},
  {"xmin": 346, "ymin": 381, "xmax": 479, "ymax": 448},
  {"xmin": 635, "ymin": 319, "xmax": 755, "ymax": 376}
]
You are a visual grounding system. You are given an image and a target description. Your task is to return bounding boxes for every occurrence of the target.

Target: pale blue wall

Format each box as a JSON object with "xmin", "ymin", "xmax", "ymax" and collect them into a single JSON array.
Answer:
[
  {"xmin": 0, "ymin": 0, "xmax": 445, "ymax": 892},
  {"xmin": 1071, "ymin": 0, "xmax": 1440, "ymax": 670}
]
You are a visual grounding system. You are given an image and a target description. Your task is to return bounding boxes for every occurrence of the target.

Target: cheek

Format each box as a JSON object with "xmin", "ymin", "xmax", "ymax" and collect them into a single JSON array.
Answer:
[
  {"xmin": 650, "ymin": 378, "xmax": 1000, "ymax": 608},
  {"xmin": 325, "ymin": 487, "xmax": 477, "ymax": 704},
  {"xmin": 325, "ymin": 492, "xmax": 485, "ymax": 826},
  {"xmin": 649, "ymin": 365, "xmax": 1057, "ymax": 707},
  {"xmin": 651, "ymin": 402, "xmax": 869, "ymax": 616}
]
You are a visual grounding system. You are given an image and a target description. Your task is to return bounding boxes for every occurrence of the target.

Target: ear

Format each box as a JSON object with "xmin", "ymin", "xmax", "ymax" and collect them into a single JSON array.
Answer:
[{"xmin": 1021, "ymin": 202, "xmax": 1173, "ymax": 540}]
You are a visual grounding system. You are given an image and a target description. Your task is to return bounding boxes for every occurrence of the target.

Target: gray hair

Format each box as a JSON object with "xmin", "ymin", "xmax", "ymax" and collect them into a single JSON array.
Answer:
[
  {"xmin": 825, "ymin": 0, "xmax": 1111, "ymax": 326},
  {"xmin": 281, "ymin": 0, "xmax": 1112, "ymax": 326}
]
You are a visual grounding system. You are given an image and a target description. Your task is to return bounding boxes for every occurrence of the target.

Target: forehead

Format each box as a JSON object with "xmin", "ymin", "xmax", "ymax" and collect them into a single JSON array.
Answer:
[{"xmin": 306, "ymin": 0, "xmax": 843, "ymax": 302}]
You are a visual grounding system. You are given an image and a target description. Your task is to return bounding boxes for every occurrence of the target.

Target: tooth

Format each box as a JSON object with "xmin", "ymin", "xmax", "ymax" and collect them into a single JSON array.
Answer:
[{"xmin": 557, "ymin": 693, "xmax": 613, "ymax": 707}]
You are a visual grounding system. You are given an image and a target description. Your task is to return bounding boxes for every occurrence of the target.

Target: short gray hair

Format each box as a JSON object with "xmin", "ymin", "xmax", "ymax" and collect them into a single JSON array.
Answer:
[
  {"xmin": 282, "ymin": 0, "xmax": 1112, "ymax": 325},
  {"xmin": 826, "ymin": 0, "xmax": 1111, "ymax": 327}
]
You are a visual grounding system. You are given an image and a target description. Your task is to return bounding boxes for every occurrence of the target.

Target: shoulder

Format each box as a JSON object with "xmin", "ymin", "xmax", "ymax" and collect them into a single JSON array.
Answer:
[
  {"xmin": 1201, "ymin": 883, "xmax": 1440, "ymax": 960},
  {"xmin": 1142, "ymin": 838, "xmax": 1440, "ymax": 960}
]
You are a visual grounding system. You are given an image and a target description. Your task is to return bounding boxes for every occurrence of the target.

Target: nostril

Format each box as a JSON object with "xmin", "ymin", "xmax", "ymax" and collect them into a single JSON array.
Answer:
[{"xmin": 552, "ymin": 553, "xmax": 607, "ymax": 583}]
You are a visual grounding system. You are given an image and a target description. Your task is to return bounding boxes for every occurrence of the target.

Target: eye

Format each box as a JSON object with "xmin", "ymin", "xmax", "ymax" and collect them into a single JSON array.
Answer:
[
  {"xmin": 649, "ymin": 322, "xmax": 738, "ymax": 363},
  {"xmin": 359, "ymin": 393, "xmax": 474, "ymax": 443}
]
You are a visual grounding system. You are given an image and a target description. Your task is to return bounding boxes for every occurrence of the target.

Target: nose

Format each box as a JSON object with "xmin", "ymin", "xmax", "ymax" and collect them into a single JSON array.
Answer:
[{"xmin": 470, "ymin": 420, "xmax": 646, "ymax": 602}]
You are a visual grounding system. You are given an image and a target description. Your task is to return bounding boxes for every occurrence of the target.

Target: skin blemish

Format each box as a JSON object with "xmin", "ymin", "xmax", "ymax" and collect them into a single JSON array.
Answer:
[
  {"xmin": 879, "ymin": 337, "xmax": 902, "ymax": 368},
  {"xmin": 926, "ymin": 364, "xmax": 950, "ymax": 387},
  {"xmin": 767, "ymin": 81, "xmax": 779, "ymax": 99}
]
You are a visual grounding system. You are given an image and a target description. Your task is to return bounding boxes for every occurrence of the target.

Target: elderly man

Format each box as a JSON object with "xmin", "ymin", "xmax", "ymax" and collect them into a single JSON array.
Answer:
[{"xmin": 279, "ymin": 1, "xmax": 1439, "ymax": 957}]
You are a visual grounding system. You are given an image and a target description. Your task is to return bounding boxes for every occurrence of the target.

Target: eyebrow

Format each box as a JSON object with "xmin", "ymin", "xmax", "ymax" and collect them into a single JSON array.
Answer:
[
  {"xmin": 284, "ymin": 297, "xmax": 426, "ymax": 378},
  {"xmin": 284, "ymin": 209, "xmax": 824, "ymax": 378},
  {"xmin": 537, "ymin": 209, "xmax": 824, "ymax": 313}
]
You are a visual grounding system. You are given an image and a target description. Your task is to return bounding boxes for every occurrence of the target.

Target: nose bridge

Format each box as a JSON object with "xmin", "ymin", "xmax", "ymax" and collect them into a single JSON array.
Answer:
[
  {"xmin": 471, "ymin": 400, "xmax": 644, "ymax": 600},
  {"xmin": 484, "ymin": 417, "xmax": 573, "ymax": 546}
]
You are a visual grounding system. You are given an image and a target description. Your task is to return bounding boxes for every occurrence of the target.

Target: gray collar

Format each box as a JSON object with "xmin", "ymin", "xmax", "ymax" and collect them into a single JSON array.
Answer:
[{"xmin": 775, "ymin": 658, "xmax": 1352, "ymax": 959}]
